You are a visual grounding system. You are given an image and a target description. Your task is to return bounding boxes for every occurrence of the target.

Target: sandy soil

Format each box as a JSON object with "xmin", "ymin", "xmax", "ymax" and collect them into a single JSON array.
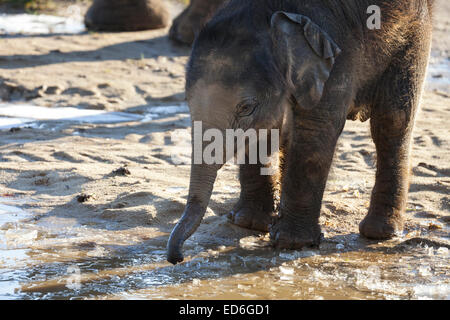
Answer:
[{"xmin": 0, "ymin": 0, "xmax": 448, "ymax": 299}]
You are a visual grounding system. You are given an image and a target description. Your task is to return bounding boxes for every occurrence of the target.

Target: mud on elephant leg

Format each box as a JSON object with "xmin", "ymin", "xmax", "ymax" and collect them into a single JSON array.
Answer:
[
  {"xmin": 359, "ymin": 108, "xmax": 414, "ymax": 239},
  {"xmin": 359, "ymin": 135, "xmax": 409, "ymax": 239},
  {"xmin": 228, "ymin": 162, "xmax": 279, "ymax": 232},
  {"xmin": 360, "ymin": 43, "xmax": 430, "ymax": 240},
  {"xmin": 360, "ymin": 106, "xmax": 417, "ymax": 240},
  {"xmin": 271, "ymin": 114, "xmax": 344, "ymax": 249}
]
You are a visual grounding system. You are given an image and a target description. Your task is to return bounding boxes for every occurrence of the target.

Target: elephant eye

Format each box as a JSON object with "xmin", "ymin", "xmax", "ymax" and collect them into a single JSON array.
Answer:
[{"xmin": 236, "ymin": 99, "xmax": 258, "ymax": 117}]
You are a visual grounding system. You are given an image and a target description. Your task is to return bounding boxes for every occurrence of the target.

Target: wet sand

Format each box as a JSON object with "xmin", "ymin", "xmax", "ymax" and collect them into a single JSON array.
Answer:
[{"xmin": 0, "ymin": 1, "xmax": 448, "ymax": 299}]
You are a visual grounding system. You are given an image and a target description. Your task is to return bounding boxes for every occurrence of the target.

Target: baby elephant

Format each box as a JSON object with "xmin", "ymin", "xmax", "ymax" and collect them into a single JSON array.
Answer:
[{"xmin": 167, "ymin": 0, "xmax": 434, "ymax": 264}]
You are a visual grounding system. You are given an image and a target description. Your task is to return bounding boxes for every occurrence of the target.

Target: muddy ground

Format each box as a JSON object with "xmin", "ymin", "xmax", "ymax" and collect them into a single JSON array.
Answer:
[{"xmin": 0, "ymin": 0, "xmax": 448, "ymax": 299}]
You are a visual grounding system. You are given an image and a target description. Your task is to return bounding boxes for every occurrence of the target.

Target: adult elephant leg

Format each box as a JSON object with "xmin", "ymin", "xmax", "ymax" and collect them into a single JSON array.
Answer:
[
  {"xmin": 227, "ymin": 161, "xmax": 279, "ymax": 232},
  {"xmin": 169, "ymin": 0, "xmax": 226, "ymax": 45},
  {"xmin": 360, "ymin": 36, "xmax": 431, "ymax": 239},
  {"xmin": 85, "ymin": 0, "xmax": 169, "ymax": 32},
  {"xmin": 270, "ymin": 110, "xmax": 345, "ymax": 249}
]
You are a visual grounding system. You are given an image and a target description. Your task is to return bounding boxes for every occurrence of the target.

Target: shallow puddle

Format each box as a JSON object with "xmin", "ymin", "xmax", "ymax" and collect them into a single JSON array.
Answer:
[
  {"xmin": 0, "ymin": 197, "xmax": 448, "ymax": 300},
  {"xmin": 0, "ymin": 200, "xmax": 34, "ymax": 299}
]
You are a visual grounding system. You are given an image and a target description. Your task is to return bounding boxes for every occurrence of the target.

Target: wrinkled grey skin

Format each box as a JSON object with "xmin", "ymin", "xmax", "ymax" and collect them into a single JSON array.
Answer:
[{"xmin": 167, "ymin": 0, "xmax": 434, "ymax": 264}]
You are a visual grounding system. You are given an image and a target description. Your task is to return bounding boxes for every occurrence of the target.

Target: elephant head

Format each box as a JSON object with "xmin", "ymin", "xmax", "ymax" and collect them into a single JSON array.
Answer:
[{"xmin": 167, "ymin": 8, "xmax": 341, "ymax": 264}]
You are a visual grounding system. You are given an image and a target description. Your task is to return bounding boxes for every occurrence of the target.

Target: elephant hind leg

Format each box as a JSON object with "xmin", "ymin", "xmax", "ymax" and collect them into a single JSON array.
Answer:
[
  {"xmin": 360, "ymin": 108, "xmax": 412, "ymax": 239},
  {"xmin": 360, "ymin": 39, "xmax": 431, "ymax": 239}
]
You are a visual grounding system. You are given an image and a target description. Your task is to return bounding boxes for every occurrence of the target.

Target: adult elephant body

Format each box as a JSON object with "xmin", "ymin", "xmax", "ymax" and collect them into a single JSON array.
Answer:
[{"xmin": 167, "ymin": 0, "xmax": 434, "ymax": 264}]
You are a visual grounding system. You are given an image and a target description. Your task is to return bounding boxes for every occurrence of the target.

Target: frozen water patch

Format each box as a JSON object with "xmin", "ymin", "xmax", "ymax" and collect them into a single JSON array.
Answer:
[
  {"xmin": 165, "ymin": 187, "xmax": 186, "ymax": 194},
  {"xmin": 0, "ymin": 14, "xmax": 85, "ymax": 35},
  {"xmin": 413, "ymin": 284, "xmax": 450, "ymax": 300},
  {"xmin": 0, "ymin": 203, "xmax": 31, "ymax": 227},
  {"xmin": 0, "ymin": 117, "xmax": 36, "ymax": 129},
  {"xmin": 148, "ymin": 105, "xmax": 189, "ymax": 115},
  {"xmin": 0, "ymin": 102, "xmax": 190, "ymax": 129},
  {"xmin": 142, "ymin": 105, "xmax": 189, "ymax": 121},
  {"xmin": 426, "ymin": 55, "xmax": 450, "ymax": 94},
  {"xmin": 0, "ymin": 103, "xmax": 144, "ymax": 129}
]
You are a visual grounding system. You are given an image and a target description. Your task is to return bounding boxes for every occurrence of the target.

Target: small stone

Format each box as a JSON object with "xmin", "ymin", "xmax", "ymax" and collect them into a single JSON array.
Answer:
[
  {"xmin": 428, "ymin": 222, "xmax": 443, "ymax": 230},
  {"xmin": 112, "ymin": 167, "xmax": 131, "ymax": 176},
  {"xmin": 77, "ymin": 194, "xmax": 92, "ymax": 203},
  {"xmin": 44, "ymin": 85, "xmax": 63, "ymax": 95}
]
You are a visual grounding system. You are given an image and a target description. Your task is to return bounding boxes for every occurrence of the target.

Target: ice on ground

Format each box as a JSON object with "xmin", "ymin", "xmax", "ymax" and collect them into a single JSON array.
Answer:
[
  {"xmin": 0, "ymin": 13, "xmax": 85, "ymax": 35},
  {"xmin": 142, "ymin": 105, "xmax": 190, "ymax": 122},
  {"xmin": 0, "ymin": 103, "xmax": 192, "ymax": 129},
  {"xmin": 413, "ymin": 284, "xmax": 450, "ymax": 300},
  {"xmin": 0, "ymin": 117, "xmax": 36, "ymax": 129},
  {"xmin": 147, "ymin": 105, "xmax": 189, "ymax": 115},
  {"xmin": 426, "ymin": 55, "xmax": 450, "ymax": 94},
  {"xmin": 0, "ymin": 103, "xmax": 144, "ymax": 129},
  {"xmin": 165, "ymin": 187, "xmax": 186, "ymax": 193},
  {"xmin": 0, "ymin": 203, "xmax": 31, "ymax": 226}
]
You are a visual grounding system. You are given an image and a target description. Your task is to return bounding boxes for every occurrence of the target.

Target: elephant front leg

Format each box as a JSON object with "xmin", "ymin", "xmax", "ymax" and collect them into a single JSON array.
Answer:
[
  {"xmin": 270, "ymin": 116, "xmax": 342, "ymax": 249},
  {"xmin": 228, "ymin": 162, "xmax": 279, "ymax": 232}
]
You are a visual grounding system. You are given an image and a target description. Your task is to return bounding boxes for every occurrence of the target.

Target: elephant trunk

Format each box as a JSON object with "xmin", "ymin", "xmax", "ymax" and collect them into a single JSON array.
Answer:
[{"xmin": 167, "ymin": 163, "xmax": 219, "ymax": 264}]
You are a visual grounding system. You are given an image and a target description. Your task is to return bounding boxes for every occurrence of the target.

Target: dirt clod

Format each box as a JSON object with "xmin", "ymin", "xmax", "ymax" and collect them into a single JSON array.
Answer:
[
  {"xmin": 77, "ymin": 194, "xmax": 92, "ymax": 203},
  {"xmin": 112, "ymin": 167, "xmax": 131, "ymax": 176}
]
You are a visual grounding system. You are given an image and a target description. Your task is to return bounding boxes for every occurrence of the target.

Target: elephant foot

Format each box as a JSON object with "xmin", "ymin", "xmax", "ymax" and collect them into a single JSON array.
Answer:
[
  {"xmin": 227, "ymin": 201, "xmax": 275, "ymax": 232},
  {"xmin": 270, "ymin": 218, "xmax": 322, "ymax": 249},
  {"xmin": 359, "ymin": 209, "xmax": 404, "ymax": 240},
  {"xmin": 85, "ymin": 0, "xmax": 169, "ymax": 32}
]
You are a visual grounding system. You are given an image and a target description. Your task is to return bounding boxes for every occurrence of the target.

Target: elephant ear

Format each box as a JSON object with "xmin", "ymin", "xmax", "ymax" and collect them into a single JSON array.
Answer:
[{"xmin": 271, "ymin": 11, "xmax": 341, "ymax": 109}]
